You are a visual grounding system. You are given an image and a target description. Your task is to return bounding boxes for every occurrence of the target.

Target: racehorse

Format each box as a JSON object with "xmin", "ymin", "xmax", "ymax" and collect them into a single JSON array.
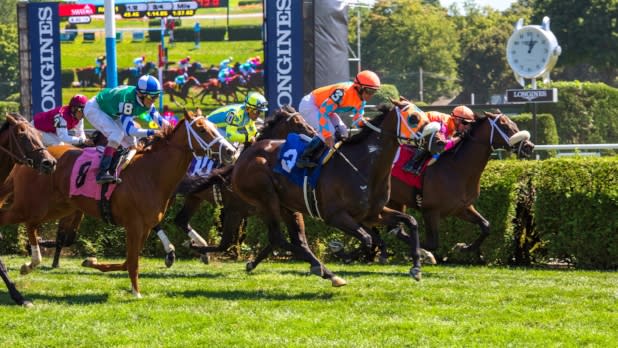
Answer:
[
  {"xmin": 230, "ymin": 99, "xmax": 423, "ymax": 285},
  {"xmin": 197, "ymin": 78, "xmax": 221, "ymax": 105},
  {"xmin": 0, "ymin": 113, "xmax": 56, "ymax": 307},
  {"xmin": 0, "ymin": 109, "xmax": 237, "ymax": 298},
  {"xmin": 216, "ymin": 74, "xmax": 246, "ymax": 105},
  {"xmin": 163, "ymin": 76, "xmax": 201, "ymax": 105},
  {"xmin": 242, "ymin": 70, "xmax": 264, "ymax": 94},
  {"xmin": 151, "ymin": 106, "xmax": 318, "ymax": 267},
  {"xmin": 118, "ymin": 62, "xmax": 157, "ymax": 86},
  {"xmin": 75, "ymin": 67, "xmax": 106, "ymax": 88},
  {"xmin": 388, "ymin": 111, "xmax": 534, "ymax": 263}
]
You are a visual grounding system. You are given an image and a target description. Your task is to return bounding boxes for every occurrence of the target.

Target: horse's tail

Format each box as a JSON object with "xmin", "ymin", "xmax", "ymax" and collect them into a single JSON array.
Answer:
[{"xmin": 176, "ymin": 165, "xmax": 234, "ymax": 196}]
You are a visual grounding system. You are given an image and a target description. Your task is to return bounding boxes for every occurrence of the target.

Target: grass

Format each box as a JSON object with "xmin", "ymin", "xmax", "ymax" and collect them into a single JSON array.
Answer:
[{"xmin": 1, "ymin": 257, "xmax": 617, "ymax": 347}]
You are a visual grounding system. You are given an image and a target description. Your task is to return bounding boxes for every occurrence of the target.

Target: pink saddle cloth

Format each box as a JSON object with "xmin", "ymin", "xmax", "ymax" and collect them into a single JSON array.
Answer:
[
  {"xmin": 392, "ymin": 145, "xmax": 426, "ymax": 190},
  {"xmin": 69, "ymin": 148, "xmax": 118, "ymax": 200}
]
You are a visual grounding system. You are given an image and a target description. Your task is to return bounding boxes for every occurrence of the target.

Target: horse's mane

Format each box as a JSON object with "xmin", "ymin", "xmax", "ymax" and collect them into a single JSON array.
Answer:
[
  {"xmin": 0, "ymin": 113, "xmax": 26, "ymax": 132},
  {"xmin": 135, "ymin": 120, "xmax": 177, "ymax": 154},
  {"xmin": 256, "ymin": 105, "xmax": 299, "ymax": 141},
  {"xmin": 176, "ymin": 164, "xmax": 234, "ymax": 195},
  {"xmin": 344, "ymin": 104, "xmax": 389, "ymax": 144}
]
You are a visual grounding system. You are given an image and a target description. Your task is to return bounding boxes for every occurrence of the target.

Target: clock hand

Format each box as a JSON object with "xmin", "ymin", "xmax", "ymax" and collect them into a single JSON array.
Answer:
[{"xmin": 527, "ymin": 40, "xmax": 538, "ymax": 54}]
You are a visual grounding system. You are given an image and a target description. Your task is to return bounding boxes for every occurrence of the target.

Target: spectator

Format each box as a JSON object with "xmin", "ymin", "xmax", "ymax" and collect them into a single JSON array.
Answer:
[
  {"xmin": 193, "ymin": 22, "xmax": 201, "ymax": 49},
  {"xmin": 166, "ymin": 16, "xmax": 175, "ymax": 46}
]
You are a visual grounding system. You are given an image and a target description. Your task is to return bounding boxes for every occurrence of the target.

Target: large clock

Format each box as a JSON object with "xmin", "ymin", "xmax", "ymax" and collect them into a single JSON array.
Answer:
[{"xmin": 506, "ymin": 16, "xmax": 561, "ymax": 86}]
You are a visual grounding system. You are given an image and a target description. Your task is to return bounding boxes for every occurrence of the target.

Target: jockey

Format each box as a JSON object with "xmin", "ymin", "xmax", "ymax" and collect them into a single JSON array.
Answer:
[
  {"xmin": 219, "ymin": 56, "xmax": 233, "ymax": 70},
  {"xmin": 84, "ymin": 75, "xmax": 170, "ymax": 184},
  {"xmin": 403, "ymin": 105, "xmax": 476, "ymax": 174},
  {"xmin": 218, "ymin": 65, "xmax": 235, "ymax": 84},
  {"xmin": 250, "ymin": 56, "xmax": 261, "ymax": 69},
  {"xmin": 133, "ymin": 55, "xmax": 146, "ymax": 71},
  {"xmin": 238, "ymin": 60, "xmax": 255, "ymax": 77},
  {"xmin": 178, "ymin": 56, "xmax": 191, "ymax": 74},
  {"xmin": 33, "ymin": 94, "xmax": 89, "ymax": 147},
  {"xmin": 95, "ymin": 55, "xmax": 106, "ymax": 78},
  {"xmin": 189, "ymin": 92, "xmax": 267, "ymax": 176},
  {"xmin": 296, "ymin": 70, "xmax": 381, "ymax": 168},
  {"xmin": 174, "ymin": 72, "xmax": 188, "ymax": 91}
]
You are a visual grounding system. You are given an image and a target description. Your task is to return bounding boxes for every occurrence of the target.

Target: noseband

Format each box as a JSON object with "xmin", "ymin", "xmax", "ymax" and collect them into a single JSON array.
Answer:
[
  {"xmin": 0, "ymin": 122, "xmax": 46, "ymax": 168},
  {"xmin": 185, "ymin": 116, "xmax": 235, "ymax": 163},
  {"xmin": 488, "ymin": 114, "xmax": 530, "ymax": 155}
]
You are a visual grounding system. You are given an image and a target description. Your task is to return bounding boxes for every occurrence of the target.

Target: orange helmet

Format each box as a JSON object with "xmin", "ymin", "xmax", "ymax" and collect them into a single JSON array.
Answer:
[
  {"xmin": 354, "ymin": 70, "xmax": 381, "ymax": 90},
  {"xmin": 451, "ymin": 105, "xmax": 475, "ymax": 120}
]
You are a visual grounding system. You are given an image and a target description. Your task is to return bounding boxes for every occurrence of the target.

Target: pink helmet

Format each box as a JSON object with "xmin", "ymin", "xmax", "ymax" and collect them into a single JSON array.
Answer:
[{"xmin": 69, "ymin": 94, "xmax": 88, "ymax": 108}]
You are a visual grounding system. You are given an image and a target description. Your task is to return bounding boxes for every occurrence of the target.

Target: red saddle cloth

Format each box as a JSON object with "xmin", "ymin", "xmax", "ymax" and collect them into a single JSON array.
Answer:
[
  {"xmin": 69, "ymin": 148, "xmax": 118, "ymax": 200},
  {"xmin": 392, "ymin": 145, "xmax": 427, "ymax": 190}
]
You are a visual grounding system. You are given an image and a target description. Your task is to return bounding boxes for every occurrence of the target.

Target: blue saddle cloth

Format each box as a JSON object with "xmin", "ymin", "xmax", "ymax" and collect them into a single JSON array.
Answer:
[{"xmin": 273, "ymin": 133, "xmax": 324, "ymax": 189}]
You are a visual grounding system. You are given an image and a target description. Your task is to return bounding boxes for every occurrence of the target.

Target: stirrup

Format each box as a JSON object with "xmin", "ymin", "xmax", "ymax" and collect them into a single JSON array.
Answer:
[{"xmin": 96, "ymin": 173, "xmax": 121, "ymax": 185}]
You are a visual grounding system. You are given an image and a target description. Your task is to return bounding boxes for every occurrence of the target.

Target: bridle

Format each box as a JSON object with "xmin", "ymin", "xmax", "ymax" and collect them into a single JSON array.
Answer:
[
  {"xmin": 184, "ymin": 116, "xmax": 236, "ymax": 164},
  {"xmin": 487, "ymin": 114, "xmax": 531, "ymax": 156},
  {"xmin": 0, "ymin": 121, "xmax": 46, "ymax": 168},
  {"xmin": 359, "ymin": 103, "xmax": 421, "ymax": 145}
]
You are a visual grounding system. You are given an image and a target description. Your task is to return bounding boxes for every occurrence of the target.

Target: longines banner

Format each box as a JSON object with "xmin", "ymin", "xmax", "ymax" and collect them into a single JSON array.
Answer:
[
  {"xmin": 28, "ymin": 2, "xmax": 62, "ymax": 115},
  {"xmin": 506, "ymin": 88, "xmax": 558, "ymax": 103},
  {"xmin": 264, "ymin": 0, "xmax": 303, "ymax": 111}
]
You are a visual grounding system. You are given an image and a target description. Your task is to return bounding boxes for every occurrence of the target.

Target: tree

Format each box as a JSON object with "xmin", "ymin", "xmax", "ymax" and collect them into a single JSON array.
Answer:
[
  {"xmin": 0, "ymin": 24, "xmax": 19, "ymax": 100},
  {"xmin": 359, "ymin": 0, "xmax": 461, "ymax": 103},
  {"xmin": 531, "ymin": 0, "xmax": 618, "ymax": 85},
  {"xmin": 0, "ymin": 0, "xmax": 17, "ymax": 25}
]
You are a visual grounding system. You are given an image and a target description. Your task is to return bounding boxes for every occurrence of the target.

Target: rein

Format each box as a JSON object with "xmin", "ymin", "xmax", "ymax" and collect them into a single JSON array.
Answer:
[
  {"xmin": 0, "ymin": 123, "xmax": 45, "ymax": 167},
  {"xmin": 185, "ymin": 116, "xmax": 234, "ymax": 164}
]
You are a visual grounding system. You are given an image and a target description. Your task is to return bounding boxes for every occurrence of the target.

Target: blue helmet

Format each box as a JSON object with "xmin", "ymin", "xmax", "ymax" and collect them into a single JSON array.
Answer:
[{"xmin": 137, "ymin": 75, "xmax": 161, "ymax": 95}]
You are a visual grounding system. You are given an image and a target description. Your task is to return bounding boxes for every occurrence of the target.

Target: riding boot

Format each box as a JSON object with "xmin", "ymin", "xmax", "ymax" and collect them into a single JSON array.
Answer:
[
  {"xmin": 403, "ymin": 148, "xmax": 429, "ymax": 175},
  {"xmin": 96, "ymin": 147, "xmax": 120, "ymax": 184},
  {"xmin": 296, "ymin": 136, "xmax": 324, "ymax": 168}
]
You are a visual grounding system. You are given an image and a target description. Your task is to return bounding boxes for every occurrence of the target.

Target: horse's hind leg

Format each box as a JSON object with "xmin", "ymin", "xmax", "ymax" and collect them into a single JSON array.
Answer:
[
  {"xmin": 283, "ymin": 211, "xmax": 346, "ymax": 287},
  {"xmin": 0, "ymin": 257, "xmax": 32, "ymax": 307},
  {"xmin": 453, "ymin": 205, "xmax": 489, "ymax": 261},
  {"xmin": 379, "ymin": 207, "xmax": 422, "ymax": 281},
  {"xmin": 52, "ymin": 211, "xmax": 84, "ymax": 268}
]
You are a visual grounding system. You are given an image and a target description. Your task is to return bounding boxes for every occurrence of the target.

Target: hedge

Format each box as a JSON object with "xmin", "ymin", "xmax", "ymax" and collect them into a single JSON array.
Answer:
[
  {"xmin": 1, "ymin": 158, "xmax": 616, "ymax": 269},
  {"xmin": 149, "ymin": 26, "xmax": 226, "ymax": 42},
  {"xmin": 511, "ymin": 113, "xmax": 559, "ymax": 158},
  {"xmin": 61, "ymin": 69, "xmax": 75, "ymax": 88},
  {"xmin": 228, "ymin": 25, "xmax": 262, "ymax": 41}
]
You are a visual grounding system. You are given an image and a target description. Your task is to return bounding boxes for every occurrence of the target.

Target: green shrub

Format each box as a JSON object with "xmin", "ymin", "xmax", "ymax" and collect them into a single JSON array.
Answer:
[
  {"xmin": 371, "ymin": 83, "xmax": 400, "ymax": 107},
  {"xmin": 228, "ymin": 25, "xmax": 262, "ymax": 41},
  {"xmin": 511, "ymin": 113, "xmax": 559, "ymax": 158},
  {"xmin": 61, "ymin": 69, "xmax": 74, "ymax": 88},
  {"xmin": 0, "ymin": 101, "xmax": 19, "ymax": 116}
]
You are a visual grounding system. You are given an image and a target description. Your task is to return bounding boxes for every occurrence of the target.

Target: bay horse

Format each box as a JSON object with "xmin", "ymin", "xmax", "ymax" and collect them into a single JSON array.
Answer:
[
  {"xmin": 75, "ymin": 66, "xmax": 106, "ymax": 88},
  {"xmin": 389, "ymin": 111, "xmax": 534, "ymax": 263},
  {"xmin": 151, "ymin": 106, "xmax": 317, "ymax": 266},
  {"xmin": 197, "ymin": 78, "xmax": 221, "ymax": 105},
  {"xmin": 163, "ymin": 76, "xmax": 201, "ymax": 105},
  {"xmin": 230, "ymin": 99, "xmax": 423, "ymax": 285},
  {"xmin": 0, "ymin": 109, "xmax": 237, "ymax": 298},
  {"xmin": 216, "ymin": 74, "xmax": 246, "ymax": 105},
  {"xmin": 243, "ymin": 70, "xmax": 264, "ymax": 94},
  {"xmin": 0, "ymin": 113, "xmax": 56, "ymax": 307}
]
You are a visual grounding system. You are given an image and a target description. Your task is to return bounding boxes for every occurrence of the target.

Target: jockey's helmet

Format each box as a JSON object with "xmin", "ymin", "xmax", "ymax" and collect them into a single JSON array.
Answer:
[
  {"xmin": 451, "ymin": 105, "xmax": 475, "ymax": 121},
  {"xmin": 137, "ymin": 75, "xmax": 162, "ymax": 95},
  {"xmin": 245, "ymin": 92, "xmax": 268, "ymax": 112},
  {"xmin": 354, "ymin": 70, "xmax": 381, "ymax": 90},
  {"xmin": 69, "ymin": 94, "xmax": 88, "ymax": 109}
]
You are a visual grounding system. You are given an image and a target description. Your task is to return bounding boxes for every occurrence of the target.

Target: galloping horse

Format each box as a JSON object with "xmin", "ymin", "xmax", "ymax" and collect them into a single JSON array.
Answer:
[
  {"xmin": 118, "ymin": 62, "xmax": 157, "ymax": 85},
  {"xmin": 231, "ymin": 99, "xmax": 423, "ymax": 285},
  {"xmin": 388, "ymin": 111, "xmax": 535, "ymax": 263},
  {"xmin": 0, "ymin": 113, "xmax": 56, "ymax": 306},
  {"xmin": 197, "ymin": 78, "xmax": 221, "ymax": 105},
  {"xmin": 0, "ymin": 109, "xmax": 237, "ymax": 298},
  {"xmin": 243, "ymin": 70, "xmax": 264, "ymax": 94},
  {"xmin": 163, "ymin": 76, "xmax": 201, "ymax": 105},
  {"xmin": 216, "ymin": 74, "xmax": 246, "ymax": 105},
  {"xmin": 151, "ymin": 106, "xmax": 317, "ymax": 266},
  {"xmin": 75, "ymin": 67, "xmax": 106, "ymax": 88}
]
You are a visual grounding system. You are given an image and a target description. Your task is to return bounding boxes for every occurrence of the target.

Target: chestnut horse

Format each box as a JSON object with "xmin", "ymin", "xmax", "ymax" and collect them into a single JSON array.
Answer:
[
  {"xmin": 163, "ymin": 76, "xmax": 201, "ymax": 105},
  {"xmin": 231, "ymin": 100, "xmax": 423, "ymax": 285},
  {"xmin": 0, "ymin": 110, "xmax": 236, "ymax": 298},
  {"xmin": 0, "ymin": 113, "xmax": 56, "ymax": 306},
  {"xmin": 388, "ymin": 111, "xmax": 535, "ymax": 263},
  {"xmin": 152, "ymin": 106, "xmax": 317, "ymax": 266}
]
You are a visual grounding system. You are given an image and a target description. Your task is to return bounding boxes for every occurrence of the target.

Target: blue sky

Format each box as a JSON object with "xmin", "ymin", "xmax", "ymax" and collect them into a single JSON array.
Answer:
[{"xmin": 439, "ymin": 0, "xmax": 516, "ymax": 12}]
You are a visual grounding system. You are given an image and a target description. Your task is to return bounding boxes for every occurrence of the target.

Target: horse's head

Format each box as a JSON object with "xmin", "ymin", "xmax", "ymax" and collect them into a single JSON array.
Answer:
[
  {"xmin": 385, "ymin": 98, "xmax": 426, "ymax": 145},
  {"xmin": 183, "ymin": 109, "xmax": 237, "ymax": 164},
  {"xmin": 258, "ymin": 105, "xmax": 316, "ymax": 140},
  {"xmin": 1, "ymin": 113, "xmax": 56, "ymax": 174},
  {"xmin": 477, "ymin": 111, "xmax": 535, "ymax": 158}
]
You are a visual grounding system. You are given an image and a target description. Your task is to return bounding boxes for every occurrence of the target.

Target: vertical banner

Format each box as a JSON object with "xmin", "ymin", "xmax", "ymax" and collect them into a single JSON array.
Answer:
[
  {"xmin": 264, "ymin": 0, "xmax": 303, "ymax": 111},
  {"xmin": 28, "ymin": 2, "xmax": 62, "ymax": 115}
]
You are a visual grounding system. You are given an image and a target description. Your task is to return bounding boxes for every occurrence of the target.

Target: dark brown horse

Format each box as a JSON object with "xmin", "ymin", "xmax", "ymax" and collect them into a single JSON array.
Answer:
[
  {"xmin": 0, "ymin": 109, "xmax": 236, "ymax": 298},
  {"xmin": 388, "ymin": 111, "xmax": 535, "ymax": 263},
  {"xmin": 243, "ymin": 70, "xmax": 264, "ymax": 94},
  {"xmin": 230, "ymin": 99, "xmax": 423, "ymax": 285},
  {"xmin": 152, "ymin": 106, "xmax": 317, "ymax": 266},
  {"xmin": 75, "ymin": 66, "xmax": 106, "ymax": 88},
  {"xmin": 216, "ymin": 74, "xmax": 246, "ymax": 105},
  {"xmin": 197, "ymin": 78, "xmax": 222, "ymax": 105},
  {"xmin": 163, "ymin": 76, "xmax": 201, "ymax": 105},
  {"xmin": 0, "ymin": 113, "xmax": 56, "ymax": 307}
]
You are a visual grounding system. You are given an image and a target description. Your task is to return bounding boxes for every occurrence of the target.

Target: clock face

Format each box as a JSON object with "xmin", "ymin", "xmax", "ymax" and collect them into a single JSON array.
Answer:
[{"xmin": 507, "ymin": 27, "xmax": 553, "ymax": 79}]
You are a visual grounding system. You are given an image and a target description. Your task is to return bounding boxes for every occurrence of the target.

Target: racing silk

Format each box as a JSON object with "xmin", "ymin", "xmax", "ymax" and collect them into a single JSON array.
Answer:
[
  {"xmin": 311, "ymin": 82, "xmax": 365, "ymax": 140},
  {"xmin": 95, "ymin": 85, "xmax": 167, "ymax": 138},
  {"xmin": 218, "ymin": 67, "xmax": 234, "ymax": 83},
  {"xmin": 175, "ymin": 74, "xmax": 187, "ymax": 86},
  {"xmin": 133, "ymin": 57, "xmax": 144, "ymax": 69},
  {"xmin": 178, "ymin": 58, "xmax": 190, "ymax": 73},
  {"xmin": 425, "ymin": 111, "xmax": 459, "ymax": 151},
  {"xmin": 238, "ymin": 62, "xmax": 255, "ymax": 76},
  {"xmin": 207, "ymin": 104, "xmax": 257, "ymax": 144},
  {"xmin": 33, "ymin": 106, "xmax": 85, "ymax": 145}
]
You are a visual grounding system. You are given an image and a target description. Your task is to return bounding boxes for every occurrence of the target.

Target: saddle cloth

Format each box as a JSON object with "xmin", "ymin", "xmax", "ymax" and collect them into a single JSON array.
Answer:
[
  {"xmin": 69, "ymin": 148, "xmax": 119, "ymax": 200},
  {"xmin": 391, "ymin": 145, "xmax": 428, "ymax": 190},
  {"xmin": 273, "ymin": 133, "xmax": 324, "ymax": 189}
]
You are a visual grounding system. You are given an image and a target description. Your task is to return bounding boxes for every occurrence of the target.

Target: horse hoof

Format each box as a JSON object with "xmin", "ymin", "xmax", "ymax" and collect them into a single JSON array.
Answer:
[
  {"xmin": 409, "ymin": 267, "xmax": 422, "ymax": 281},
  {"xmin": 132, "ymin": 289, "xmax": 143, "ymax": 299},
  {"xmin": 20, "ymin": 264, "xmax": 31, "ymax": 275},
  {"xmin": 82, "ymin": 257, "xmax": 97, "ymax": 267},
  {"xmin": 200, "ymin": 254, "xmax": 210, "ymax": 265},
  {"xmin": 165, "ymin": 251, "xmax": 176, "ymax": 268},
  {"xmin": 22, "ymin": 301, "xmax": 34, "ymax": 308},
  {"xmin": 452, "ymin": 243, "xmax": 468, "ymax": 252},
  {"xmin": 419, "ymin": 249, "xmax": 437, "ymax": 265},
  {"xmin": 310, "ymin": 265, "xmax": 325, "ymax": 277},
  {"xmin": 331, "ymin": 276, "xmax": 347, "ymax": 287},
  {"xmin": 246, "ymin": 262, "xmax": 255, "ymax": 273}
]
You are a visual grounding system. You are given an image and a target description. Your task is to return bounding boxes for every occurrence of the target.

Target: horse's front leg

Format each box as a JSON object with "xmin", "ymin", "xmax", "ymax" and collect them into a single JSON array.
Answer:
[
  {"xmin": 0, "ymin": 257, "xmax": 32, "ymax": 307},
  {"xmin": 453, "ymin": 205, "xmax": 489, "ymax": 263},
  {"xmin": 21, "ymin": 223, "xmax": 42, "ymax": 275},
  {"xmin": 52, "ymin": 211, "xmax": 84, "ymax": 268},
  {"xmin": 379, "ymin": 207, "xmax": 421, "ymax": 281}
]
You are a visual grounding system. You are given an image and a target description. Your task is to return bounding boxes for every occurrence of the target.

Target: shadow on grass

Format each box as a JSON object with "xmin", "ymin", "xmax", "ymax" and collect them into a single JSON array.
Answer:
[
  {"xmin": 169, "ymin": 289, "xmax": 334, "ymax": 301},
  {"xmin": 0, "ymin": 292, "xmax": 109, "ymax": 306},
  {"xmin": 38, "ymin": 269, "xmax": 227, "ymax": 280}
]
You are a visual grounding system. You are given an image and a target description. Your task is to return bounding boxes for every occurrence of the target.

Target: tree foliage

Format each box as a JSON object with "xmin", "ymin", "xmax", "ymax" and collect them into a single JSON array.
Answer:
[
  {"xmin": 358, "ymin": 0, "xmax": 460, "ymax": 102},
  {"xmin": 0, "ymin": 24, "xmax": 19, "ymax": 100}
]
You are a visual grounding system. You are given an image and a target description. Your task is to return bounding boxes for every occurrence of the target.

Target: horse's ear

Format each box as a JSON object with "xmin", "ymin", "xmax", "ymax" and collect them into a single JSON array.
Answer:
[
  {"xmin": 183, "ymin": 108, "xmax": 194, "ymax": 121},
  {"xmin": 399, "ymin": 96, "xmax": 409, "ymax": 102},
  {"xmin": 5, "ymin": 113, "xmax": 16, "ymax": 124},
  {"xmin": 196, "ymin": 108, "xmax": 203, "ymax": 117}
]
